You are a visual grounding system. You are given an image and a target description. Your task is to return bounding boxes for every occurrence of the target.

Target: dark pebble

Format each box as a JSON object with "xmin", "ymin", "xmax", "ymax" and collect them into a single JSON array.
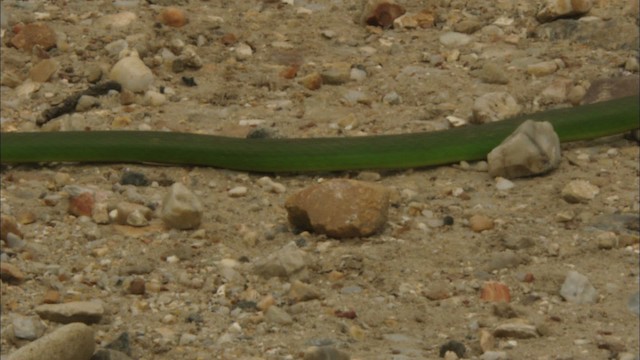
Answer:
[
  {"xmin": 439, "ymin": 340, "xmax": 466, "ymax": 358},
  {"xmin": 443, "ymin": 216, "xmax": 454, "ymax": 226},
  {"xmin": 105, "ymin": 332, "xmax": 132, "ymax": 356},
  {"xmin": 120, "ymin": 171, "xmax": 150, "ymax": 186}
]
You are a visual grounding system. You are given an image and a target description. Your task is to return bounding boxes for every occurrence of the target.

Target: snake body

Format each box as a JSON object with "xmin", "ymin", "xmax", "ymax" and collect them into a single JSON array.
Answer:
[{"xmin": 1, "ymin": 96, "xmax": 638, "ymax": 172}]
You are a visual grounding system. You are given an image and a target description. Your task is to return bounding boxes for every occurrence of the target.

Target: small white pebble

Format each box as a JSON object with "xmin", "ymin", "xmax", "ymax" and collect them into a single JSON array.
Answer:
[
  {"xmin": 166, "ymin": 255, "xmax": 179, "ymax": 263},
  {"xmin": 228, "ymin": 186, "xmax": 248, "ymax": 197},
  {"xmin": 495, "ymin": 177, "xmax": 515, "ymax": 190}
]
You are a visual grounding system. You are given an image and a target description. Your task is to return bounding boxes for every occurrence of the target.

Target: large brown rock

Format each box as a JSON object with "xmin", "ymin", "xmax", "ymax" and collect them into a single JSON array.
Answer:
[{"xmin": 285, "ymin": 179, "xmax": 389, "ymax": 238}]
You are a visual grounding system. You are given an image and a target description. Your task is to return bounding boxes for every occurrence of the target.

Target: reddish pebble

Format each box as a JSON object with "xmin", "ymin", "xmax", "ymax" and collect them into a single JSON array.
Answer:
[
  {"xmin": 68, "ymin": 192, "xmax": 95, "ymax": 217},
  {"xmin": 522, "ymin": 273, "xmax": 535, "ymax": 283},
  {"xmin": 159, "ymin": 7, "xmax": 187, "ymax": 28},
  {"xmin": 220, "ymin": 33, "xmax": 238, "ymax": 46},
  {"xmin": 335, "ymin": 309, "xmax": 357, "ymax": 319},
  {"xmin": 42, "ymin": 289, "xmax": 62, "ymax": 304},
  {"xmin": 129, "ymin": 278, "xmax": 146, "ymax": 295},
  {"xmin": 480, "ymin": 281, "xmax": 511, "ymax": 302},
  {"xmin": 10, "ymin": 22, "xmax": 57, "ymax": 51},
  {"xmin": 280, "ymin": 65, "xmax": 299, "ymax": 79},
  {"xmin": 361, "ymin": 0, "xmax": 406, "ymax": 28},
  {"xmin": 0, "ymin": 262, "xmax": 25, "ymax": 283}
]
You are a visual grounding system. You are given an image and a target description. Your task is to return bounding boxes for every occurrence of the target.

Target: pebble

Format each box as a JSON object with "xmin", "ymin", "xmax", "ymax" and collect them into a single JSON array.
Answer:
[
  {"xmin": 35, "ymin": 301, "xmax": 104, "ymax": 324},
  {"xmin": 29, "ymin": 59, "xmax": 58, "ymax": 82},
  {"xmin": 75, "ymin": 95, "xmax": 100, "ymax": 112},
  {"xmin": 144, "ymin": 90, "xmax": 166, "ymax": 106},
  {"xmin": 12, "ymin": 315, "xmax": 46, "ymax": 341},
  {"xmin": 299, "ymin": 72, "xmax": 323, "ymax": 90},
  {"xmin": 235, "ymin": 43, "xmax": 253, "ymax": 61},
  {"xmin": 493, "ymin": 320, "xmax": 538, "ymax": 339},
  {"xmin": 349, "ymin": 67, "xmax": 367, "ymax": 81},
  {"xmin": 494, "ymin": 177, "xmax": 514, "ymax": 191},
  {"xmin": 487, "ymin": 120, "xmax": 561, "ymax": 179},
  {"xmin": 285, "ymin": 179, "xmax": 390, "ymax": 238},
  {"xmin": 128, "ymin": 277, "xmax": 146, "ymax": 295},
  {"xmin": 96, "ymin": 12, "xmax": 137, "ymax": 28},
  {"xmin": 625, "ymin": 57, "xmax": 639, "ymax": 72},
  {"xmin": 109, "ymin": 55, "xmax": 154, "ymax": 93},
  {"xmin": 10, "ymin": 22, "xmax": 57, "ymax": 51},
  {"xmin": 303, "ymin": 346, "xmax": 350, "ymax": 360},
  {"xmin": 486, "ymin": 251, "xmax": 525, "ymax": 271},
  {"xmin": 439, "ymin": 340, "xmax": 466, "ymax": 358},
  {"xmin": 1, "ymin": 214, "xmax": 23, "ymax": 240},
  {"xmin": 321, "ymin": 63, "xmax": 352, "ymax": 85},
  {"xmin": 6, "ymin": 323, "xmax": 95, "ymax": 360},
  {"xmin": 257, "ymin": 177, "xmax": 286, "ymax": 194},
  {"xmin": 477, "ymin": 62, "xmax": 509, "ymax": 84},
  {"xmin": 559, "ymin": 270, "xmax": 598, "ymax": 304},
  {"xmin": 228, "ymin": 186, "xmax": 248, "ymax": 197},
  {"xmin": 539, "ymin": 78, "xmax": 572, "ymax": 104},
  {"xmin": 439, "ymin": 32, "xmax": 472, "ymax": 47},
  {"xmin": 561, "ymin": 180, "xmax": 599, "ymax": 203},
  {"xmin": 471, "ymin": 92, "xmax": 521, "ymax": 124},
  {"xmin": 382, "ymin": 91, "xmax": 401, "ymax": 105},
  {"xmin": 0, "ymin": 262, "xmax": 25, "ymax": 283},
  {"xmin": 114, "ymin": 202, "xmax": 153, "ymax": 227},
  {"xmin": 480, "ymin": 281, "xmax": 511, "ymax": 302},
  {"xmin": 360, "ymin": 0, "xmax": 406, "ymax": 28},
  {"xmin": 159, "ymin": 7, "xmax": 187, "ymax": 27},
  {"xmin": 264, "ymin": 306, "xmax": 293, "ymax": 325},
  {"xmin": 479, "ymin": 329, "xmax": 495, "ymax": 353},
  {"xmin": 469, "ymin": 214, "xmax": 495, "ymax": 232},
  {"xmin": 253, "ymin": 241, "xmax": 308, "ymax": 279},
  {"xmin": 288, "ymin": 280, "xmax": 322, "ymax": 302},
  {"xmin": 160, "ymin": 182, "xmax": 203, "ymax": 230},
  {"xmin": 5, "ymin": 232, "xmax": 26, "ymax": 249},
  {"xmin": 526, "ymin": 60, "xmax": 558, "ymax": 77},
  {"xmin": 537, "ymin": 0, "xmax": 593, "ymax": 23},
  {"xmin": 68, "ymin": 191, "xmax": 95, "ymax": 218}
]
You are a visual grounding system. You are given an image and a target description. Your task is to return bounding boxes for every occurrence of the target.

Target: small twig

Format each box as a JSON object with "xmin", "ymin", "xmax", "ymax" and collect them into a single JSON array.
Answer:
[{"xmin": 37, "ymin": 81, "xmax": 122, "ymax": 126}]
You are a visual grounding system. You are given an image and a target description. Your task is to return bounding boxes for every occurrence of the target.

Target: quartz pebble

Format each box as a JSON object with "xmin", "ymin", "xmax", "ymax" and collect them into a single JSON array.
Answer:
[
  {"xmin": 161, "ymin": 183, "xmax": 203, "ymax": 230},
  {"xmin": 114, "ymin": 202, "xmax": 153, "ymax": 227},
  {"xmin": 228, "ymin": 186, "xmax": 248, "ymax": 197},
  {"xmin": 560, "ymin": 270, "xmax": 598, "ymax": 304},
  {"xmin": 235, "ymin": 43, "xmax": 253, "ymax": 61},
  {"xmin": 561, "ymin": 180, "xmax": 599, "ymax": 203},
  {"xmin": 471, "ymin": 92, "xmax": 521, "ymax": 124},
  {"xmin": 35, "ymin": 301, "xmax": 104, "ymax": 324},
  {"xmin": 494, "ymin": 177, "xmax": 514, "ymax": 190},
  {"xmin": 439, "ymin": 32, "xmax": 472, "ymax": 47},
  {"xmin": 109, "ymin": 55, "xmax": 154, "ymax": 93},
  {"xmin": 253, "ymin": 241, "xmax": 308, "ymax": 279},
  {"xmin": 6, "ymin": 323, "xmax": 95, "ymax": 360},
  {"xmin": 285, "ymin": 179, "xmax": 389, "ymax": 238},
  {"xmin": 487, "ymin": 120, "xmax": 561, "ymax": 179},
  {"xmin": 12, "ymin": 315, "xmax": 46, "ymax": 340}
]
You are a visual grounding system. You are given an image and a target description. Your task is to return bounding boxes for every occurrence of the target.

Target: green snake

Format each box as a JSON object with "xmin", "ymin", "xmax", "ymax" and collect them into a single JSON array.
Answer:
[{"xmin": 0, "ymin": 96, "xmax": 638, "ymax": 172}]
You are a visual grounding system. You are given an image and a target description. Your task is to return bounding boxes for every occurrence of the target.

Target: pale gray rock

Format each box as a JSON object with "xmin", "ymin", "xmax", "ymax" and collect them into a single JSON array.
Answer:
[
  {"xmin": 560, "ymin": 270, "xmax": 598, "ymax": 304},
  {"xmin": 471, "ymin": 92, "xmax": 521, "ymax": 124},
  {"xmin": 561, "ymin": 180, "xmax": 599, "ymax": 203},
  {"xmin": 487, "ymin": 120, "xmax": 561, "ymax": 179},
  {"xmin": 253, "ymin": 242, "xmax": 308, "ymax": 279},
  {"xmin": 160, "ymin": 183, "xmax": 203, "ymax": 230},
  {"xmin": 109, "ymin": 56, "xmax": 154, "ymax": 93},
  {"xmin": 304, "ymin": 346, "xmax": 351, "ymax": 360},
  {"xmin": 493, "ymin": 321, "xmax": 539, "ymax": 339},
  {"xmin": 7, "ymin": 323, "xmax": 95, "ymax": 360},
  {"xmin": 35, "ymin": 301, "xmax": 104, "ymax": 324},
  {"xmin": 439, "ymin": 32, "xmax": 472, "ymax": 47},
  {"xmin": 12, "ymin": 315, "xmax": 46, "ymax": 341},
  {"xmin": 264, "ymin": 306, "xmax": 293, "ymax": 325}
]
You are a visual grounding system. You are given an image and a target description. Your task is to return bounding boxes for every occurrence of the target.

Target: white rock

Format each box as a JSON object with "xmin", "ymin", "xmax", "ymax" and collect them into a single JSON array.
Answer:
[
  {"xmin": 560, "ymin": 270, "xmax": 598, "ymax": 304},
  {"xmin": 109, "ymin": 56, "xmax": 154, "ymax": 93},
  {"xmin": 439, "ymin": 32, "xmax": 472, "ymax": 47},
  {"xmin": 471, "ymin": 92, "xmax": 521, "ymax": 124},
  {"xmin": 145, "ymin": 90, "xmax": 166, "ymax": 106},
  {"xmin": 228, "ymin": 186, "xmax": 248, "ymax": 197},
  {"xmin": 35, "ymin": 301, "xmax": 104, "ymax": 324},
  {"xmin": 160, "ymin": 183, "xmax": 203, "ymax": 230},
  {"xmin": 488, "ymin": 120, "xmax": 561, "ymax": 178},
  {"xmin": 526, "ymin": 60, "xmax": 558, "ymax": 77},
  {"xmin": 235, "ymin": 43, "xmax": 253, "ymax": 61},
  {"xmin": 495, "ymin": 177, "xmax": 515, "ymax": 190},
  {"xmin": 561, "ymin": 180, "xmax": 599, "ymax": 203}
]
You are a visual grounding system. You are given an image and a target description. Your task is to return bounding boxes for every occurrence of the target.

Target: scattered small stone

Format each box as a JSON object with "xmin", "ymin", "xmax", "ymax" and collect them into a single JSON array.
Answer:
[
  {"xmin": 120, "ymin": 171, "xmax": 149, "ymax": 186},
  {"xmin": 158, "ymin": 7, "xmax": 187, "ymax": 27},
  {"xmin": 1, "ymin": 214, "xmax": 23, "ymax": 241},
  {"xmin": 12, "ymin": 315, "xmax": 46, "ymax": 341},
  {"xmin": 264, "ymin": 305, "xmax": 293, "ymax": 325},
  {"xmin": 471, "ymin": 92, "xmax": 521, "ymax": 124},
  {"xmin": 382, "ymin": 91, "xmax": 401, "ymax": 105},
  {"xmin": 628, "ymin": 292, "xmax": 639, "ymax": 315},
  {"xmin": 596, "ymin": 334, "xmax": 626, "ymax": 353},
  {"xmin": 35, "ymin": 301, "xmax": 104, "ymax": 324},
  {"xmin": 235, "ymin": 43, "xmax": 253, "ymax": 61},
  {"xmin": 321, "ymin": 64, "xmax": 352, "ymax": 85},
  {"xmin": 567, "ymin": 84, "xmax": 587, "ymax": 105},
  {"xmin": 349, "ymin": 67, "xmax": 367, "ymax": 81},
  {"xmin": 487, "ymin": 120, "xmax": 561, "ymax": 179},
  {"xmin": 360, "ymin": 0, "xmax": 406, "ymax": 28},
  {"xmin": 479, "ymin": 329, "xmax": 495, "ymax": 353},
  {"xmin": 539, "ymin": 78, "xmax": 572, "ymax": 104},
  {"xmin": 526, "ymin": 60, "xmax": 558, "ymax": 77},
  {"xmin": 75, "ymin": 95, "xmax": 100, "ymax": 112},
  {"xmin": 582, "ymin": 76, "xmax": 640, "ymax": 105},
  {"xmin": 114, "ymin": 202, "xmax": 152, "ymax": 227},
  {"xmin": 256, "ymin": 177, "xmax": 286, "ymax": 194},
  {"xmin": 228, "ymin": 186, "xmax": 248, "ymax": 197},
  {"xmin": 42, "ymin": 289, "xmax": 62, "ymax": 304},
  {"xmin": 439, "ymin": 32, "xmax": 472, "ymax": 47},
  {"xmin": 253, "ymin": 241, "xmax": 308, "ymax": 279},
  {"xmin": 537, "ymin": 0, "xmax": 593, "ymax": 23},
  {"xmin": 144, "ymin": 90, "xmax": 166, "ymax": 106},
  {"xmin": 495, "ymin": 177, "xmax": 514, "ymax": 190},
  {"xmin": 453, "ymin": 19, "xmax": 483, "ymax": 34},
  {"xmin": 625, "ymin": 57, "xmax": 639, "ymax": 72},
  {"xmin": 285, "ymin": 179, "xmax": 389, "ymax": 238},
  {"xmin": 561, "ymin": 180, "xmax": 599, "ymax": 203},
  {"xmin": 486, "ymin": 250, "xmax": 525, "ymax": 271},
  {"xmin": 29, "ymin": 59, "xmax": 58, "ymax": 83},
  {"xmin": 477, "ymin": 62, "xmax": 509, "ymax": 84},
  {"xmin": 288, "ymin": 280, "xmax": 322, "ymax": 302},
  {"xmin": 10, "ymin": 22, "xmax": 57, "ymax": 51},
  {"xmin": 439, "ymin": 340, "xmax": 466, "ymax": 358},
  {"xmin": 469, "ymin": 214, "xmax": 495, "ymax": 232},
  {"xmin": 68, "ymin": 191, "xmax": 95, "ymax": 218},
  {"xmin": 303, "ymin": 346, "xmax": 351, "ymax": 360},
  {"xmin": 6, "ymin": 323, "xmax": 95, "ymax": 360},
  {"xmin": 109, "ymin": 55, "xmax": 154, "ymax": 93},
  {"xmin": 480, "ymin": 281, "xmax": 511, "ymax": 302},
  {"xmin": 480, "ymin": 351, "xmax": 509, "ymax": 360},
  {"xmin": 493, "ymin": 320, "xmax": 538, "ymax": 339},
  {"xmin": 299, "ymin": 72, "xmax": 323, "ymax": 90},
  {"xmin": 128, "ymin": 278, "xmax": 146, "ymax": 295},
  {"xmin": 160, "ymin": 182, "xmax": 203, "ymax": 230},
  {"xmin": 559, "ymin": 270, "xmax": 598, "ymax": 304}
]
